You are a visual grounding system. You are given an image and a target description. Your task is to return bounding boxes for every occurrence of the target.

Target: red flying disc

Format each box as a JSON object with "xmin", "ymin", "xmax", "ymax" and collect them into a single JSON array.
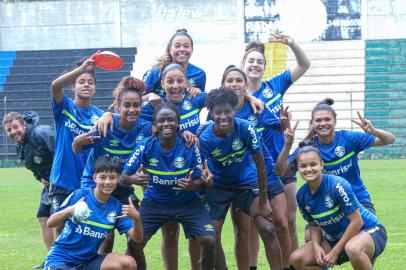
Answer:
[{"xmin": 91, "ymin": 51, "xmax": 124, "ymax": 70}]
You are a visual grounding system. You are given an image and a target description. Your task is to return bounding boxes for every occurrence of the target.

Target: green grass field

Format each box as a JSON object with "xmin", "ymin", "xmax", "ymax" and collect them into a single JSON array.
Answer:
[{"xmin": 1, "ymin": 159, "xmax": 405, "ymax": 269}]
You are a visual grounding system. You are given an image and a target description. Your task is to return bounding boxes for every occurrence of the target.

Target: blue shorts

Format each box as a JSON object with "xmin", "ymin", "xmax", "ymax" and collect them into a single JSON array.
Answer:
[
  {"xmin": 205, "ymin": 186, "xmax": 258, "ymax": 220},
  {"xmin": 325, "ymin": 224, "xmax": 387, "ymax": 265},
  {"xmin": 45, "ymin": 254, "xmax": 107, "ymax": 270},
  {"xmin": 267, "ymin": 179, "xmax": 285, "ymax": 201},
  {"xmin": 139, "ymin": 199, "xmax": 216, "ymax": 239}
]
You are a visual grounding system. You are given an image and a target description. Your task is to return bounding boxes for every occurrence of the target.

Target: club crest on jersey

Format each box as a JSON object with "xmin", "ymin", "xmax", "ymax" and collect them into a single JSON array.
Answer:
[
  {"xmin": 136, "ymin": 135, "xmax": 144, "ymax": 144},
  {"xmin": 149, "ymin": 158, "xmax": 159, "ymax": 167},
  {"xmin": 334, "ymin": 146, "xmax": 345, "ymax": 158},
  {"xmin": 110, "ymin": 139, "xmax": 120, "ymax": 147},
  {"xmin": 188, "ymin": 78, "xmax": 196, "ymax": 87},
  {"xmin": 182, "ymin": 100, "xmax": 192, "ymax": 111},
  {"xmin": 305, "ymin": 205, "xmax": 311, "ymax": 212},
  {"xmin": 90, "ymin": 115, "xmax": 100, "ymax": 124},
  {"xmin": 232, "ymin": 139, "xmax": 243, "ymax": 151},
  {"xmin": 107, "ymin": 211, "xmax": 117, "ymax": 223},
  {"xmin": 263, "ymin": 88, "xmax": 273, "ymax": 98},
  {"xmin": 247, "ymin": 115, "xmax": 258, "ymax": 126},
  {"xmin": 325, "ymin": 196, "xmax": 334, "ymax": 208},
  {"xmin": 33, "ymin": 155, "xmax": 42, "ymax": 164},
  {"xmin": 174, "ymin": 157, "xmax": 185, "ymax": 169}
]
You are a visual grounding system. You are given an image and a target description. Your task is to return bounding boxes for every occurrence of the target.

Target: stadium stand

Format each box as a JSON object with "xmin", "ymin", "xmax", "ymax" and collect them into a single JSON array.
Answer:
[{"xmin": 0, "ymin": 47, "xmax": 136, "ymax": 164}]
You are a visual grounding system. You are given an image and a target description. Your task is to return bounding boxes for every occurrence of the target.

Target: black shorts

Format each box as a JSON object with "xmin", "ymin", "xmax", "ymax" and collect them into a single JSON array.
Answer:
[
  {"xmin": 361, "ymin": 201, "xmax": 376, "ymax": 215},
  {"xmin": 205, "ymin": 186, "xmax": 258, "ymax": 220},
  {"xmin": 280, "ymin": 171, "xmax": 297, "ymax": 185},
  {"xmin": 325, "ymin": 224, "xmax": 387, "ymax": 265},
  {"xmin": 38, "ymin": 187, "xmax": 51, "ymax": 218}
]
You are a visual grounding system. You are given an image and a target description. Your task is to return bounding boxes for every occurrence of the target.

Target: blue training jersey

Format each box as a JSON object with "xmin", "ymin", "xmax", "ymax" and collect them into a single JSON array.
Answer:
[
  {"xmin": 142, "ymin": 63, "xmax": 206, "ymax": 95},
  {"xmin": 123, "ymin": 135, "xmax": 203, "ymax": 204},
  {"xmin": 297, "ymin": 174, "xmax": 380, "ymax": 242},
  {"xmin": 140, "ymin": 93, "xmax": 206, "ymax": 134},
  {"xmin": 252, "ymin": 70, "xmax": 292, "ymax": 161},
  {"xmin": 50, "ymin": 95, "xmax": 103, "ymax": 192},
  {"xmin": 199, "ymin": 118, "xmax": 262, "ymax": 188},
  {"xmin": 81, "ymin": 115, "xmax": 152, "ymax": 199},
  {"xmin": 44, "ymin": 188, "xmax": 133, "ymax": 268},
  {"xmin": 315, "ymin": 130, "xmax": 376, "ymax": 203},
  {"xmin": 236, "ymin": 100, "xmax": 282, "ymax": 188}
]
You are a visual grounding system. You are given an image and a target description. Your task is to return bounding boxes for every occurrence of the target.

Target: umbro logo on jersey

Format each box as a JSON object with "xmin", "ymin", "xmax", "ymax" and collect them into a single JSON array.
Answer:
[
  {"xmin": 110, "ymin": 139, "xmax": 120, "ymax": 147},
  {"xmin": 183, "ymin": 100, "xmax": 192, "ymax": 111},
  {"xmin": 174, "ymin": 157, "xmax": 185, "ymax": 169},
  {"xmin": 232, "ymin": 139, "xmax": 243, "ymax": 151},
  {"xmin": 334, "ymin": 146, "xmax": 345, "ymax": 158},
  {"xmin": 263, "ymin": 88, "xmax": 273, "ymax": 98},
  {"xmin": 149, "ymin": 158, "xmax": 159, "ymax": 166},
  {"xmin": 136, "ymin": 135, "xmax": 145, "ymax": 144},
  {"xmin": 211, "ymin": 148, "xmax": 222, "ymax": 157},
  {"xmin": 325, "ymin": 196, "xmax": 334, "ymax": 209}
]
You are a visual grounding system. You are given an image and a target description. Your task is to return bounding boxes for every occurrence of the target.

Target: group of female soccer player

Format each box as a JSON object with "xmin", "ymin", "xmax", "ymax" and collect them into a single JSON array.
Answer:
[{"xmin": 21, "ymin": 28, "xmax": 394, "ymax": 270}]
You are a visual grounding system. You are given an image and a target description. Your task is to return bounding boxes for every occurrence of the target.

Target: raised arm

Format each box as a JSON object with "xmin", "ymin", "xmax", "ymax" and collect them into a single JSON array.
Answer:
[
  {"xmin": 51, "ymin": 57, "xmax": 96, "ymax": 104},
  {"xmin": 272, "ymin": 34, "xmax": 311, "ymax": 83}
]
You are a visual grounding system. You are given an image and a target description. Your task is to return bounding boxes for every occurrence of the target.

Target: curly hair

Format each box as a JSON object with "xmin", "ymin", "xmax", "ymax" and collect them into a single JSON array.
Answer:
[
  {"xmin": 109, "ymin": 76, "xmax": 145, "ymax": 112},
  {"xmin": 205, "ymin": 88, "xmax": 239, "ymax": 112}
]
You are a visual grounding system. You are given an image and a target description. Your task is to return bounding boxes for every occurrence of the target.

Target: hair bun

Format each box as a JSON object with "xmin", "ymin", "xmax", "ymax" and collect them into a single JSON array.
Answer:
[
  {"xmin": 176, "ymin": 28, "xmax": 188, "ymax": 34},
  {"xmin": 122, "ymin": 76, "xmax": 145, "ymax": 92},
  {"xmin": 319, "ymin": 98, "xmax": 334, "ymax": 106},
  {"xmin": 245, "ymin": 41, "xmax": 265, "ymax": 54},
  {"xmin": 298, "ymin": 140, "xmax": 316, "ymax": 148}
]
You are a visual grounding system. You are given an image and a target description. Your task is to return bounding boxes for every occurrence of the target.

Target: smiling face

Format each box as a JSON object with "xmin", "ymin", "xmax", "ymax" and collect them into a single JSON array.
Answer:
[
  {"xmin": 161, "ymin": 68, "xmax": 187, "ymax": 104},
  {"xmin": 155, "ymin": 108, "xmax": 179, "ymax": 140},
  {"xmin": 4, "ymin": 119, "xmax": 26, "ymax": 144},
  {"xmin": 223, "ymin": 71, "xmax": 247, "ymax": 98},
  {"xmin": 73, "ymin": 73, "xmax": 96, "ymax": 100},
  {"xmin": 311, "ymin": 110, "xmax": 336, "ymax": 139},
  {"xmin": 297, "ymin": 151, "xmax": 324, "ymax": 183},
  {"xmin": 93, "ymin": 170, "xmax": 119, "ymax": 196},
  {"xmin": 169, "ymin": 35, "xmax": 193, "ymax": 65},
  {"xmin": 211, "ymin": 103, "xmax": 235, "ymax": 136},
  {"xmin": 119, "ymin": 91, "xmax": 142, "ymax": 124},
  {"xmin": 242, "ymin": 50, "xmax": 265, "ymax": 81}
]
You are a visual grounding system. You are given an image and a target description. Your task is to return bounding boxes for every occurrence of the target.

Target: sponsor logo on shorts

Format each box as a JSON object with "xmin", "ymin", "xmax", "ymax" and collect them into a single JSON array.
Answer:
[
  {"xmin": 174, "ymin": 157, "xmax": 185, "ymax": 169},
  {"xmin": 204, "ymin": 224, "xmax": 215, "ymax": 232},
  {"xmin": 183, "ymin": 100, "xmax": 192, "ymax": 111},
  {"xmin": 51, "ymin": 197, "xmax": 60, "ymax": 211},
  {"xmin": 325, "ymin": 196, "xmax": 334, "ymax": 209},
  {"xmin": 263, "ymin": 88, "xmax": 273, "ymax": 98},
  {"xmin": 33, "ymin": 155, "xmax": 42, "ymax": 164},
  {"xmin": 334, "ymin": 146, "xmax": 345, "ymax": 158},
  {"xmin": 107, "ymin": 211, "xmax": 117, "ymax": 223},
  {"xmin": 232, "ymin": 139, "xmax": 243, "ymax": 151}
]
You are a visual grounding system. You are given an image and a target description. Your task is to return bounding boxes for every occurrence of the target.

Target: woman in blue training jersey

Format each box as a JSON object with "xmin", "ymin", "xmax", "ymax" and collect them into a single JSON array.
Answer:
[
  {"xmin": 221, "ymin": 66, "xmax": 292, "ymax": 270},
  {"xmin": 289, "ymin": 144, "xmax": 387, "ymax": 269},
  {"xmin": 199, "ymin": 88, "xmax": 283, "ymax": 270},
  {"xmin": 45, "ymin": 156, "xmax": 143, "ymax": 270},
  {"xmin": 72, "ymin": 76, "xmax": 150, "ymax": 268},
  {"xmin": 143, "ymin": 29, "xmax": 206, "ymax": 99},
  {"xmin": 241, "ymin": 35, "xmax": 310, "ymax": 260},
  {"xmin": 121, "ymin": 104, "xmax": 216, "ymax": 270},
  {"xmin": 140, "ymin": 62, "xmax": 263, "ymax": 270},
  {"xmin": 276, "ymin": 98, "xmax": 395, "ymax": 244},
  {"xmin": 50, "ymin": 56, "xmax": 104, "ymax": 233}
]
